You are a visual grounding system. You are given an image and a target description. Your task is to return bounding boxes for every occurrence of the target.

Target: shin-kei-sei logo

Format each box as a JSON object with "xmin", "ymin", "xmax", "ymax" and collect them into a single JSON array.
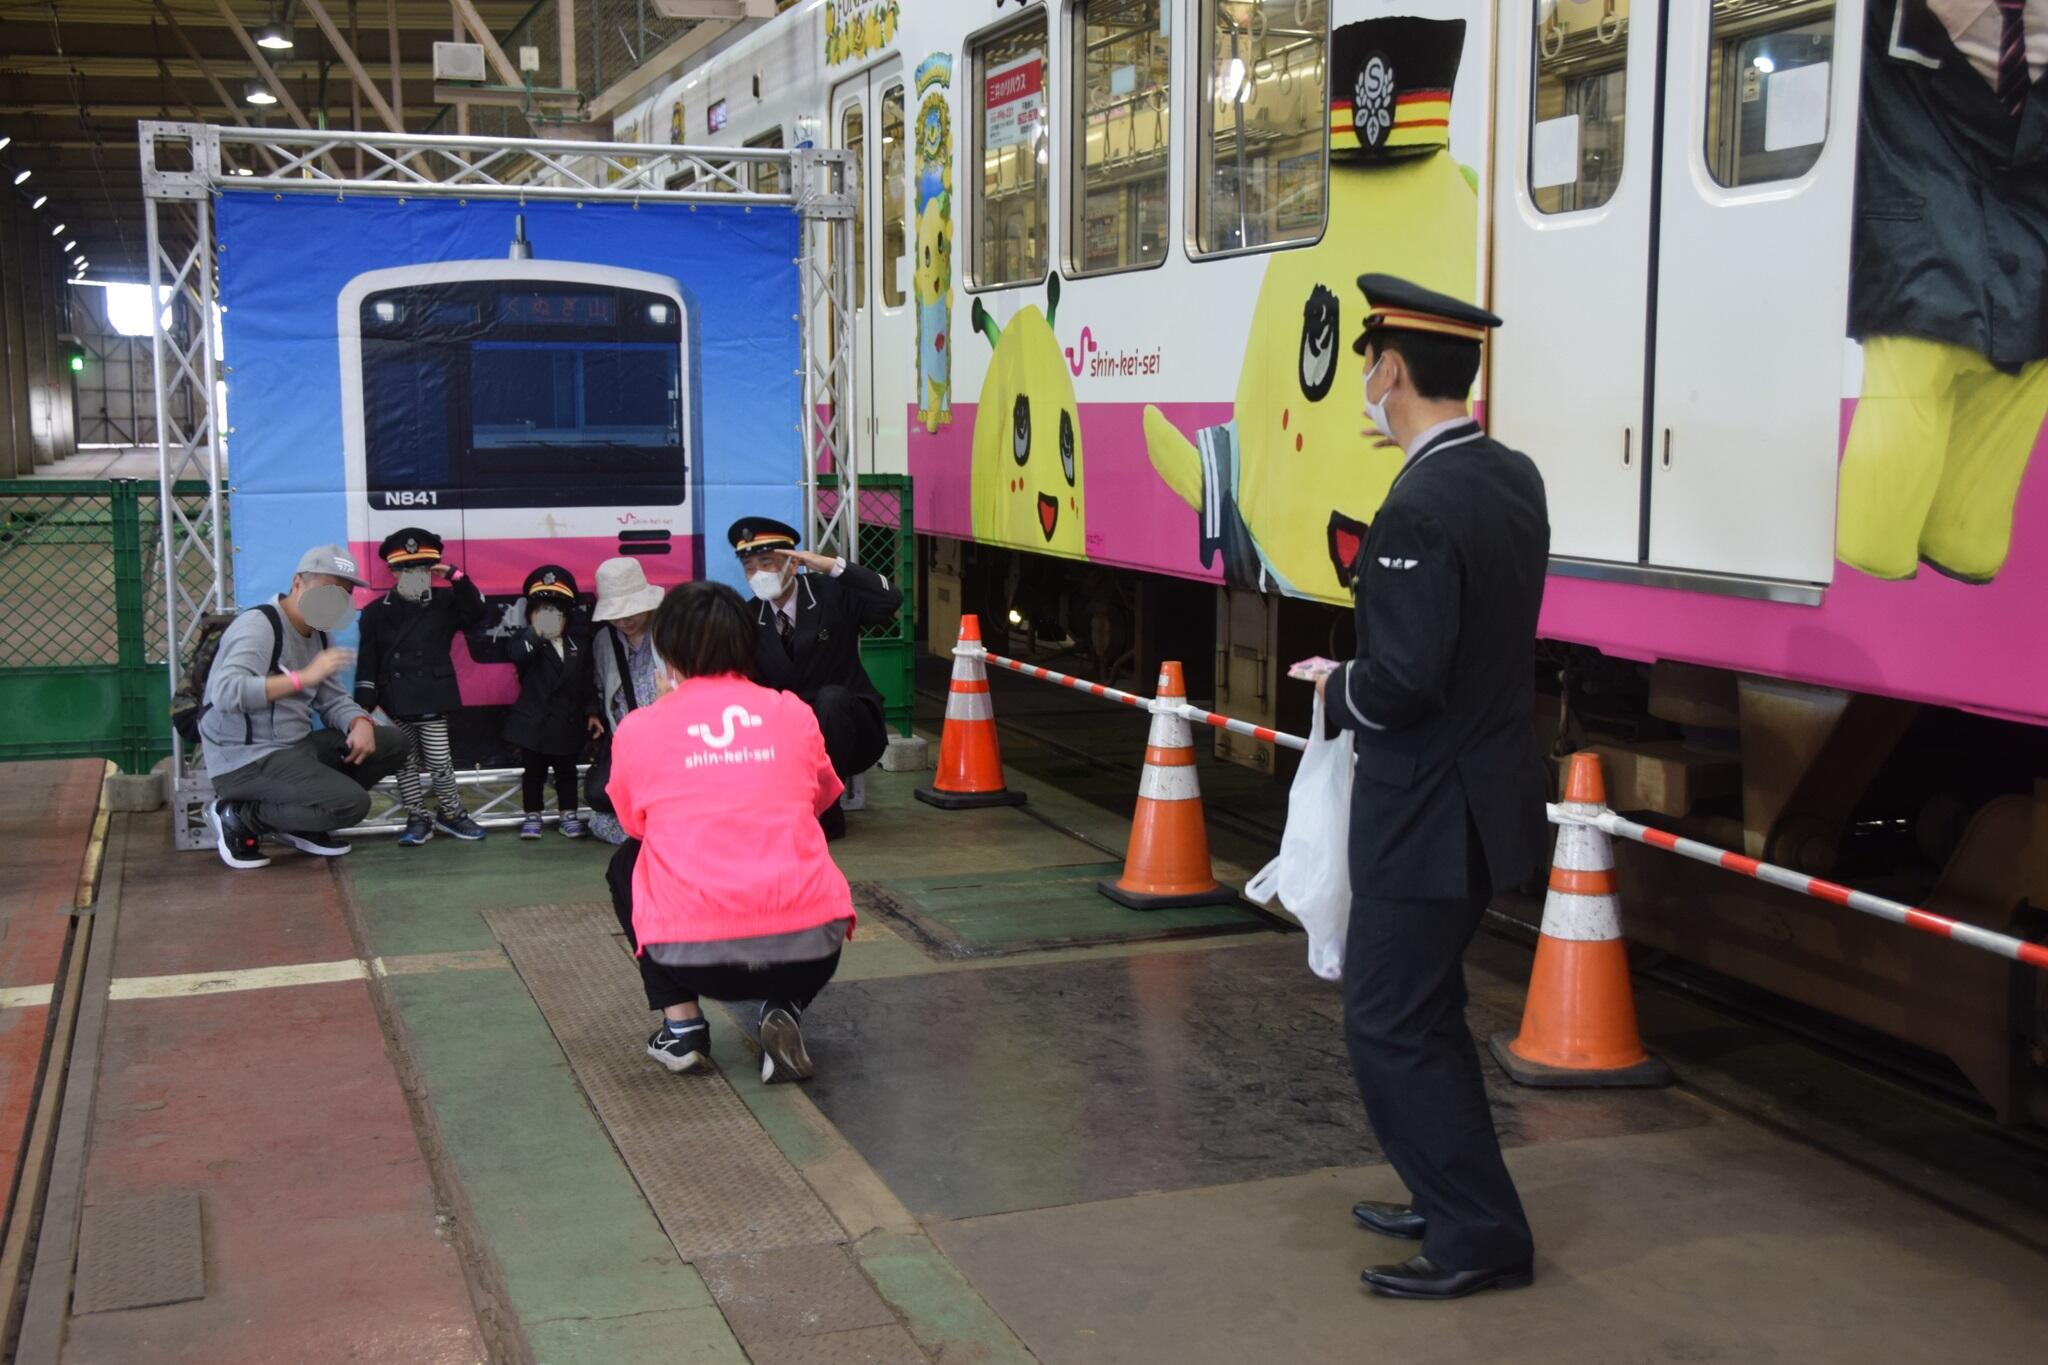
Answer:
[
  {"xmin": 688, "ymin": 705, "xmax": 764, "ymax": 749},
  {"xmin": 1065, "ymin": 324, "xmax": 1160, "ymax": 380}
]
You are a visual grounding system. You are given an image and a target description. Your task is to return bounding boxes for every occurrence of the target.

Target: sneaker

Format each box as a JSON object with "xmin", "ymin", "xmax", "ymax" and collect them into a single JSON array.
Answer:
[
  {"xmin": 434, "ymin": 811, "xmax": 487, "ymax": 841},
  {"xmin": 206, "ymin": 799, "xmax": 269, "ymax": 870},
  {"xmin": 272, "ymin": 829, "xmax": 352, "ymax": 857},
  {"xmin": 519, "ymin": 814, "xmax": 544, "ymax": 840},
  {"xmin": 758, "ymin": 1003, "xmax": 813, "ymax": 1084},
  {"xmin": 559, "ymin": 814, "xmax": 588, "ymax": 839},
  {"xmin": 646, "ymin": 1019, "xmax": 711, "ymax": 1074},
  {"xmin": 396, "ymin": 815, "xmax": 434, "ymax": 847}
]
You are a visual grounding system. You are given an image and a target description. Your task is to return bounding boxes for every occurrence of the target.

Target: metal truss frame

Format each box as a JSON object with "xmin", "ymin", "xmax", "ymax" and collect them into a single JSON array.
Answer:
[{"xmin": 141, "ymin": 122, "xmax": 859, "ymax": 849}]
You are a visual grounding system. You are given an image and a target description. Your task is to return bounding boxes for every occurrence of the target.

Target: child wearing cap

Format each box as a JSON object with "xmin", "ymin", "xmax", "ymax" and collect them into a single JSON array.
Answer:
[
  {"xmin": 505, "ymin": 564, "xmax": 596, "ymax": 839},
  {"xmin": 355, "ymin": 528, "xmax": 489, "ymax": 846}
]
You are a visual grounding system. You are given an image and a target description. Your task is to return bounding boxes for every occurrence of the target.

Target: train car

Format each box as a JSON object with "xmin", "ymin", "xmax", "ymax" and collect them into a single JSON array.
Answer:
[{"xmin": 616, "ymin": 0, "xmax": 2048, "ymax": 1122}]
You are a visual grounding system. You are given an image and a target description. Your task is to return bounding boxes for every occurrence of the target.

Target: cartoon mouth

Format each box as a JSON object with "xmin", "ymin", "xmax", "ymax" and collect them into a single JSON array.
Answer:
[
  {"xmin": 934, "ymin": 331, "xmax": 945, "ymax": 352},
  {"xmin": 1037, "ymin": 493, "xmax": 1059, "ymax": 542},
  {"xmin": 1328, "ymin": 510, "xmax": 1369, "ymax": 588}
]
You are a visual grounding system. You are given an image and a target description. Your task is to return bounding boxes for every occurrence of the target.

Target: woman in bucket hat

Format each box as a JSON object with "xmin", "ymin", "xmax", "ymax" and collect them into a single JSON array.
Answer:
[{"xmin": 586, "ymin": 557, "xmax": 667, "ymax": 846}]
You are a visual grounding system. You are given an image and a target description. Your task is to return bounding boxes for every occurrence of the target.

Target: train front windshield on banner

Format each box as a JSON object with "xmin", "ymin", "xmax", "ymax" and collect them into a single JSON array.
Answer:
[{"xmin": 359, "ymin": 279, "xmax": 686, "ymax": 509}]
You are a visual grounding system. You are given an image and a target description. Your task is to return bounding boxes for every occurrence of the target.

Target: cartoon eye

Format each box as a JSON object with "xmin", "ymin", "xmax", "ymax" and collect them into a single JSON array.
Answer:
[
  {"xmin": 1059, "ymin": 410, "xmax": 1076, "ymax": 485},
  {"xmin": 1299, "ymin": 285, "xmax": 1338, "ymax": 402},
  {"xmin": 1012, "ymin": 393, "xmax": 1031, "ymax": 466}
]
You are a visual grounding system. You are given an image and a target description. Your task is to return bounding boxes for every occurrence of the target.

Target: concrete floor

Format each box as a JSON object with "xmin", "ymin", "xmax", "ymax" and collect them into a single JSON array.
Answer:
[{"xmin": 21, "ymin": 715, "xmax": 2048, "ymax": 1362}]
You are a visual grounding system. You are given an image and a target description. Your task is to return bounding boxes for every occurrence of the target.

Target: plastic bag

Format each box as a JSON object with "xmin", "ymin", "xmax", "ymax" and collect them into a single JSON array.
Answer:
[{"xmin": 1246, "ymin": 693, "xmax": 1355, "ymax": 982}]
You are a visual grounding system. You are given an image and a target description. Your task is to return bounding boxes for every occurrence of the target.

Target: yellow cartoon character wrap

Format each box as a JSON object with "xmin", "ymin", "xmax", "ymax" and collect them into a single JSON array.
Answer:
[
  {"xmin": 969, "ymin": 275, "xmax": 1086, "ymax": 560},
  {"xmin": 1142, "ymin": 16, "xmax": 1479, "ymax": 602},
  {"xmin": 916, "ymin": 194, "xmax": 953, "ymax": 430}
]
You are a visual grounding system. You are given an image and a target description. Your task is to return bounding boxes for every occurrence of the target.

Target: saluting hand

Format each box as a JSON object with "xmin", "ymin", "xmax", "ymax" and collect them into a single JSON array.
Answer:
[{"xmin": 772, "ymin": 548, "xmax": 839, "ymax": 575}]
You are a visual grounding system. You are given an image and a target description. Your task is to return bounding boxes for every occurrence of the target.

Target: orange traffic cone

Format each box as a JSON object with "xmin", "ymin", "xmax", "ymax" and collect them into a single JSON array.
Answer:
[
  {"xmin": 915, "ymin": 615, "xmax": 1026, "ymax": 810},
  {"xmin": 1098, "ymin": 662, "xmax": 1230, "ymax": 910},
  {"xmin": 1489, "ymin": 753, "xmax": 1672, "ymax": 1087}
]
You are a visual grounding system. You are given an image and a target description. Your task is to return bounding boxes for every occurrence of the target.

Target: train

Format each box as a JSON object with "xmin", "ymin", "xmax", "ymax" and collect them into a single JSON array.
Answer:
[{"xmin": 598, "ymin": 0, "xmax": 2048, "ymax": 1123}]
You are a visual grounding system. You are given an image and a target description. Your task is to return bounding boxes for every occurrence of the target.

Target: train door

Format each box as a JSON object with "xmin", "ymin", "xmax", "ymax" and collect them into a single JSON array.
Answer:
[
  {"xmin": 1491, "ymin": 0, "xmax": 1861, "ymax": 584},
  {"xmin": 1491, "ymin": 0, "xmax": 1662, "ymax": 564},
  {"xmin": 1648, "ymin": 0, "xmax": 1862, "ymax": 581},
  {"xmin": 830, "ymin": 60, "xmax": 912, "ymax": 477}
]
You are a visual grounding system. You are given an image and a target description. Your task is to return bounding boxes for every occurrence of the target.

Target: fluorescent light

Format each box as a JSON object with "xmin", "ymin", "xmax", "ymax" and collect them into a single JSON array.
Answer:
[
  {"xmin": 62, "ymin": 240, "xmax": 75, "ymax": 251},
  {"xmin": 0, "ymin": 136, "xmax": 10, "ymax": 151},
  {"xmin": 12, "ymin": 170, "xmax": 30, "ymax": 185},
  {"xmin": 1753, "ymin": 55, "xmax": 1776, "ymax": 73},
  {"xmin": 246, "ymin": 82, "xmax": 278, "ymax": 106},
  {"xmin": 231, "ymin": 166, "xmax": 255, "ymax": 176},
  {"xmin": 31, "ymin": 195, "xmax": 46, "ymax": 209},
  {"xmin": 51, "ymin": 224, "xmax": 64, "ymax": 235}
]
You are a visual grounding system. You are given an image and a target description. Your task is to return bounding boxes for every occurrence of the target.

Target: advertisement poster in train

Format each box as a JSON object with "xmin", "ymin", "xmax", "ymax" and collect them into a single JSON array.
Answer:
[
  {"xmin": 214, "ymin": 193, "xmax": 803, "ymax": 741},
  {"xmin": 1835, "ymin": 0, "xmax": 2048, "ymax": 589},
  {"xmin": 906, "ymin": 2, "xmax": 1490, "ymax": 597},
  {"xmin": 915, "ymin": 51, "xmax": 956, "ymax": 434},
  {"xmin": 827, "ymin": 0, "xmax": 902, "ymax": 66}
]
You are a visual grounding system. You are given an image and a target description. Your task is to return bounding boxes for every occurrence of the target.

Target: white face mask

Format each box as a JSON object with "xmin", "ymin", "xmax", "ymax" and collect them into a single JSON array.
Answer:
[
  {"xmin": 1362, "ymin": 354, "xmax": 1395, "ymax": 446},
  {"xmin": 394, "ymin": 567, "xmax": 433, "ymax": 602},
  {"xmin": 299, "ymin": 583, "xmax": 355, "ymax": 632},
  {"xmin": 748, "ymin": 568, "xmax": 789, "ymax": 603}
]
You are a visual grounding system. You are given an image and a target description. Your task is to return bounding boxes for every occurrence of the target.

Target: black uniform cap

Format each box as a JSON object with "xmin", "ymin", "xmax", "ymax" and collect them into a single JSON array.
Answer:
[
  {"xmin": 1352, "ymin": 273, "xmax": 1502, "ymax": 355},
  {"xmin": 378, "ymin": 527, "xmax": 444, "ymax": 566},
  {"xmin": 729, "ymin": 516, "xmax": 801, "ymax": 559},
  {"xmin": 1331, "ymin": 16, "xmax": 1466, "ymax": 160},
  {"xmin": 523, "ymin": 563, "xmax": 579, "ymax": 602}
]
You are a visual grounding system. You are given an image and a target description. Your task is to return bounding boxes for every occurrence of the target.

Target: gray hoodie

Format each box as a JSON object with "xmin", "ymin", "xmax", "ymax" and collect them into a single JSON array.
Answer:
[{"xmin": 199, "ymin": 596, "xmax": 369, "ymax": 778}]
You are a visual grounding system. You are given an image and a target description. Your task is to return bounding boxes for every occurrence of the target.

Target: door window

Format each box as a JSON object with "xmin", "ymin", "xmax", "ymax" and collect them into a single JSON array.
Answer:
[
  {"xmin": 1069, "ymin": 0, "xmax": 1171, "ymax": 275},
  {"xmin": 1704, "ymin": 1, "xmax": 1834, "ymax": 188},
  {"xmin": 971, "ymin": 14, "xmax": 1052, "ymax": 288},
  {"xmin": 1192, "ymin": 0, "xmax": 1329, "ymax": 256},
  {"xmin": 1529, "ymin": 0, "xmax": 1631, "ymax": 215},
  {"xmin": 841, "ymin": 103, "xmax": 868, "ymax": 304},
  {"xmin": 880, "ymin": 85, "xmax": 909, "ymax": 307}
]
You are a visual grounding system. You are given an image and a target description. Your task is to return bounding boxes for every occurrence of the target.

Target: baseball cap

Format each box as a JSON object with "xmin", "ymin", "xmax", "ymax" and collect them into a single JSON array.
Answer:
[{"xmin": 297, "ymin": 544, "xmax": 370, "ymax": 587}]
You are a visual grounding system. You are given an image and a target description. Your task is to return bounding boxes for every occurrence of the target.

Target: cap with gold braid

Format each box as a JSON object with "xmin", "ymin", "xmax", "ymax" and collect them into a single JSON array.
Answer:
[
  {"xmin": 1351, "ymin": 273, "xmax": 1502, "ymax": 355},
  {"xmin": 1330, "ymin": 17, "xmax": 1466, "ymax": 160},
  {"xmin": 728, "ymin": 516, "xmax": 801, "ymax": 559}
]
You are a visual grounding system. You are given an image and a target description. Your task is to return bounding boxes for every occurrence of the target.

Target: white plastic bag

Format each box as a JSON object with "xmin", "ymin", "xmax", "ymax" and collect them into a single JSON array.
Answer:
[{"xmin": 1246, "ymin": 693, "xmax": 1355, "ymax": 982}]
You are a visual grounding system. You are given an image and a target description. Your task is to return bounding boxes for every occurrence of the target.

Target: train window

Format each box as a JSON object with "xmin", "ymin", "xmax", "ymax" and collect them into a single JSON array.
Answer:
[
  {"xmin": 1529, "ymin": 0, "xmax": 1630, "ymax": 214},
  {"xmin": 1704, "ymin": 1, "xmax": 1833, "ymax": 188},
  {"xmin": 748, "ymin": 128, "xmax": 785, "ymax": 195},
  {"xmin": 1068, "ymin": 0, "xmax": 1170, "ymax": 276},
  {"xmin": 1192, "ymin": 0, "xmax": 1329, "ymax": 257},
  {"xmin": 842, "ymin": 104, "xmax": 868, "ymax": 304},
  {"xmin": 880, "ymin": 85, "xmax": 909, "ymax": 307},
  {"xmin": 970, "ymin": 14, "xmax": 1052, "ymax": 288}
]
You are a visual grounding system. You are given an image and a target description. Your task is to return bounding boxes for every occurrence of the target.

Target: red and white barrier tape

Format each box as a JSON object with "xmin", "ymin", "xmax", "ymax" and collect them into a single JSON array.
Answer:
[
  {"xmin": 1551, "ymin": 803, "xmax": 2048, "ymax": 972},
  {"xmin": 962, "ymin": 646, "xmax": 2047, "ymax": 972}
]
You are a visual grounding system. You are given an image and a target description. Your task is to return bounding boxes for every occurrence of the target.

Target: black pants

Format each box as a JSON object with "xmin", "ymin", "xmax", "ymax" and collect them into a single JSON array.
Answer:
[
  {"xmin": 606, "ymin": 839, "xmax": 841, "ymax": 1013},
  {"xmin": 1342, "ymin": 826, "xmax": 1534, "ymax": 1270},
  {"xmin": 213, "ymin": 727, "xmax": 411, "ymax": 833},
  {"xmin": 812, "ymin": 684, "xmax": 888, "ymax": 780},
  {"xmin": 521, "ymin": 754, "xmax": 578, "ymax": 815}
]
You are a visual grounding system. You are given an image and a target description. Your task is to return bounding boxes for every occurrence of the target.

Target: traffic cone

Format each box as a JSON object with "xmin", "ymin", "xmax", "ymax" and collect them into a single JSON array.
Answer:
[
  {"xmin": 1489, "ymin": 753, "xmax": 1673, "ymax": 1087},
  {"xmin": 1098, "ymin": 662, "xmax": 1230, "ymax": 910},
  {"xmin": 915, "ymin": 615, "xmax": 1026, "ymax": 810}
]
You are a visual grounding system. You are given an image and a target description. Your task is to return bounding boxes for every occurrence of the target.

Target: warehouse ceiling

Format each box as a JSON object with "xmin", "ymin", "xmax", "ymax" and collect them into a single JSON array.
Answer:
[{"xmin": 0, "ymin": 1, "xmax": 721, "ymax": 280}]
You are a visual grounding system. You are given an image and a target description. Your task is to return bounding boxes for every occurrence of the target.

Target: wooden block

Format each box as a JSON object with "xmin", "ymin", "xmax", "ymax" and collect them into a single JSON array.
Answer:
[{"xmin": 1561, "ymin": 741, "xmax": 1740, "ymax": 817}]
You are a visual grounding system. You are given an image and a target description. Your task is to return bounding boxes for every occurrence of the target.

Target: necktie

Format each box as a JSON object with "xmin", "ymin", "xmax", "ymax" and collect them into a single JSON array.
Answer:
[
  {"xmin": 778, "ymin": 609, "xmax": 794, "ymax": 647},
  {"xmin": 1998, "ymin": 0, "xmax": 2031, "ymax": 120}
]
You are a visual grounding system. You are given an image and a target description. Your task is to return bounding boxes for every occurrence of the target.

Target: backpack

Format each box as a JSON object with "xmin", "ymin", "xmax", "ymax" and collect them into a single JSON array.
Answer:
[{"xmin": 170, "ymin": 603, "xmax": 319, "ymax": 746}]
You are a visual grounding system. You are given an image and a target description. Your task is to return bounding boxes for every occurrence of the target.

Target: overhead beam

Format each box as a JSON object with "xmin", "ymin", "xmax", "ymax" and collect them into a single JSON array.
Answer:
[
  {"xmin": 387, "ymin": 0, "xmax": 403, "ymax": 122},
  {"xmin": 152, "ymin": 0, "xmax": 286, "ymax": 171},
  {"xmin": 300, "ymin": 0, "xmax": 407, "ymax": 133}
]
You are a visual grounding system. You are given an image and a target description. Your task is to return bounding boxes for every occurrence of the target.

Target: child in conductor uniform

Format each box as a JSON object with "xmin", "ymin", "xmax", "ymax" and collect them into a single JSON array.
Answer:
[
  {"xmin": 354, "ymin": 528, "xmax": 488, "ymax": 846},
  {"xmin": 506, "ymin": 563, "xmax": 596, "ymax": 839}
]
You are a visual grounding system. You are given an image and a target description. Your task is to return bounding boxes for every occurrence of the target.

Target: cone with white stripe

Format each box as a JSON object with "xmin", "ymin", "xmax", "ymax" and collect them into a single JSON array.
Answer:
[
  {"xmin": 1098, "ymin": 662, "xmax": 1230, "ymax": 910},
  {"xmin": 915, "ymin": 615, "xmax": 1026, "ymax": 810},
  {"xmin": 1489, "ymin": 753, "xmax": 1672, "ymax": 1087}
]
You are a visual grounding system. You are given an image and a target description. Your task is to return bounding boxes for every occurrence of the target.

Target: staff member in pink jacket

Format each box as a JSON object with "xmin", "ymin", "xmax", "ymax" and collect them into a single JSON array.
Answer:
[{"xmin": 604, "ymin": 580, "xmax": 856, "ymax": 1083}]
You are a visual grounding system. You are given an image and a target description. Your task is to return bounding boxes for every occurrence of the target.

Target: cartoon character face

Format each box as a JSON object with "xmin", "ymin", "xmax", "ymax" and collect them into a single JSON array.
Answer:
[
  {"xmin": 915, "ymin": 196, "xmax": 950, "ymax": 308},
  {"xmin": 1230, "ymin": 155, "xmax": 1477, "ymax": 596},
  {"xmin": 969, "ymin": 278, "xmax": 1086, "ymax": 559}
]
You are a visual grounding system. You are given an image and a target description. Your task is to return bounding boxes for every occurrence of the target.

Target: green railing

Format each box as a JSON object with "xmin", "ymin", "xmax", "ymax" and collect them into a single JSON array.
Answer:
[
  {"xmin": 819, "ymin": 474, "xmax": 915, "ymax": 737},
  {"xmin": 0, "ymin": 479, "xmax": 213, "ymax": 774}
]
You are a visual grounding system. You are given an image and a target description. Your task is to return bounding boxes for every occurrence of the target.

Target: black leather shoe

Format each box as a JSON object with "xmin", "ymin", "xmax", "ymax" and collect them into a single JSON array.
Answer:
[
  {"xmin": 1361, "ymin": 1254, "xmax": 1533, "ymax": 1300},
  {"xmin": 1351, "ymin": 1200, "xmax": 1425, "ymax": 1240}
]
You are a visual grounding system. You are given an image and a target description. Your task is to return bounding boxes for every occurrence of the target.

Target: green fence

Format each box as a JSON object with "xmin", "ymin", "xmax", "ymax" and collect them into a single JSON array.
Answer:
[
  {"xmin": 819, "ymin": 474, "xmax": 915, "ymax": 737},
  {"xmin": 0, "ymin": 478, "xmax": 212, "ymax": 774}
]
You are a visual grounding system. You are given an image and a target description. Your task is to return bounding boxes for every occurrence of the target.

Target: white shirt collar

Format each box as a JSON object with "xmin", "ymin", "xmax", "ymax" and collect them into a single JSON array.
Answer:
[{"xmin": 1403, "ymin": 415, "xmax": 1480, "ymax": 459}]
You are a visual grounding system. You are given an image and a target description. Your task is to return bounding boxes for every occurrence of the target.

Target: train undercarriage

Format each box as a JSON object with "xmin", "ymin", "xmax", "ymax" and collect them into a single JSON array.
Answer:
[{"xmin": 920, "ymin": 535, "xmax": 2048, "ymax": 1129}]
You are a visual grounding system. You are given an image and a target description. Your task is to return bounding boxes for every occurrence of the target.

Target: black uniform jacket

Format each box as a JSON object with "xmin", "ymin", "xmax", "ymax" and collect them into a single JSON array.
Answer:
[
  {"xmin": 752, "ymin": 564, "xmax": 903, "ymax": 710},
  {"xmin": 1853, "ymin": 0, "xmax": 2048, "ymax": 369},
  {"xmin": 352, "ymin": 574, "xmax": 486, "ymax": 720},
  {"xmin": 1331, "ymin": 420, "xmax": 1551, "ymax": 901},
  {"xmin": 504, "ymin": 625, "xmax": 594, "ymax": 756}
]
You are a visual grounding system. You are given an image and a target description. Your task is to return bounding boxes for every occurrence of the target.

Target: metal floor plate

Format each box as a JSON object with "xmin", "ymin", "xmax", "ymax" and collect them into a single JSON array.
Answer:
[
  {"xmin": 482, "ymin": 903, "xmax": 846, "ymax": 1260},
  {"xmin": 71, "ymin": 1192, "xmax": 205, "ymax": 1315}
]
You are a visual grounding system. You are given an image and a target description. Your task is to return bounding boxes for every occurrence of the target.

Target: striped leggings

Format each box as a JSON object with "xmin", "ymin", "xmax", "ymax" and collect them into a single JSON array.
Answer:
[{"xmin": 394, "ymin": 717, "xmax": 466, "ymax": 820}]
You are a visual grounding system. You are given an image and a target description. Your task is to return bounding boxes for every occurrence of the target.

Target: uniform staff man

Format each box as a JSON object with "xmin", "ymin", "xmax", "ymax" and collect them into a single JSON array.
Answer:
[
  {"xmin": 730, "ymin": 518, "xmax": 903, "ymax": 838},
  {"xmin": 1318, "ymin": 275, "xmax": 1548, "ymax": 1300}
]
